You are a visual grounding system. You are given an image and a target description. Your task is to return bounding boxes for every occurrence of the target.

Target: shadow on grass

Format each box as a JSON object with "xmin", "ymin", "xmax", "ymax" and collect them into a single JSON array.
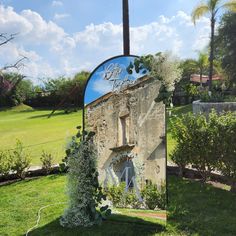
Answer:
[
  {"xmin": 167, "ymin": 175, "xmax": 236, "ymax": 236},
  {"xmin": 28, "ymin": 110, "xmax": 80, "ymax": 119},
  {"xmin": 29, "ymin": 214, "xmax": 166, "ymax": 236},
  {"xmin": 28, "ymin": 111, "xmax": 66, "ymax": 119}
]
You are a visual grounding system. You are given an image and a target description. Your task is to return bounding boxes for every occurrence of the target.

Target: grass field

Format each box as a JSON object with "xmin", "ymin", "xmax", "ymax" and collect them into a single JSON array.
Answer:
[
  {"xmin": 0, "ymin": 175, "xmax": 168, "ymax": 236},
  {"xmin": 0, "ymin": 174, "xmax": 235, "ymax": 235},
  {"xmin": 0, "ymin": 104, "xmax": 82, "ymax": 165},
  {"xmin": 168, "ymin": 176, "xmax": 236, "ymax": 235},
  {"xmin": 0, "ymin": 103, "xmax": 191, "ymax": 165},
  {"xmin": 1, "ymin": 104, "xmax": 236, "ymax": 235}
]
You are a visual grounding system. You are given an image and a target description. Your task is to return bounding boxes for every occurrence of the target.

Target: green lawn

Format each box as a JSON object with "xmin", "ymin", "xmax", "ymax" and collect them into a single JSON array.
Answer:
[
  {"xmin": 1, "ymin": 174, "xmax": 235, "ymax": 235},
  {"xmin": 0, "ymin": 104, "xmax": 82, "ymax": 165},
  {"xmin": 0, "ymin": 175, "xmax": 168, "ymax": 236},
  {"xmin": 168, "ymin": 176, "xmax": 236, "ymax": 236},
  {"xmin": 0, "ymin": 103, "xmax": 191, "ymax": 164}
]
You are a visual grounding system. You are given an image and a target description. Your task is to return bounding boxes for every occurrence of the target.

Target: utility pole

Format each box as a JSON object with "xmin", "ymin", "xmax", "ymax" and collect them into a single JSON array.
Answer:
[{"xmin": 122, "ymin": 0, "xmax": 130, "ymax": 55}]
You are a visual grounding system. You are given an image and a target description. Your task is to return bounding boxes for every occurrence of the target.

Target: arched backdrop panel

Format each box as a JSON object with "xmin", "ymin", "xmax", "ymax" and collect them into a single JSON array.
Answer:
[{"xmin": 82, "ymin": 55, "xmax": 146, "ymax": 130}]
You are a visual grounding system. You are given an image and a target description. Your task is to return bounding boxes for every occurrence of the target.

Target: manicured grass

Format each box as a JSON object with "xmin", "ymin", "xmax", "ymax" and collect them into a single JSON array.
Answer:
[
  {"xmin": 0, "ymin": 175, "xmax": 167, "ymax": 236},
  {"xmin": 0, "ymin": 104, "xmax": 82, "ymax": 165},
  {"xmin": 1, "ymin": 174, "xmax": 235, "ymax": 235},
  {"xmin": 0, "ymin": 103, "xmax": 190, "ymax": 164},
  {"xmin": 168, "ymin": 176, "xmax": 236, "ymax": 236}
]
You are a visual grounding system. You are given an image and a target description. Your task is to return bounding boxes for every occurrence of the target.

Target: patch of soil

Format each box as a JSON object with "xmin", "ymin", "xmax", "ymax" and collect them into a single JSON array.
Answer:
[
  {"xmin": 207, "ymin": 180, "xmax": 230, "ymax": 191},
  {"xmin": 126, "ymin": 212, "xmax": 166, "ymax": 220}
]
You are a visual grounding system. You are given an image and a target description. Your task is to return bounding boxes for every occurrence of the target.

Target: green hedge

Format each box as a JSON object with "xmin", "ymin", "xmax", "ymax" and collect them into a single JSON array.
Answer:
[{"xmin": 170, "ymin": 110, "xmax": 236, "ymax": 192}]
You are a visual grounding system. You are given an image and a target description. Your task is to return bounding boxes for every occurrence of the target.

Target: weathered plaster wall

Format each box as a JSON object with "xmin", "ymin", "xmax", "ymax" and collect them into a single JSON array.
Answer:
[{"xmin": 86, "ymin": 77, "xmax": 166, "ymax": 186}]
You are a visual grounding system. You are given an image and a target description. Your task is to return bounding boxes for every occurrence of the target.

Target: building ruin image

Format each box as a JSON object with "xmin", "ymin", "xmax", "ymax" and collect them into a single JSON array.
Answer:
[{"xmin": 85, "ymin": 74, "xmax": 166, "ymax": 196}]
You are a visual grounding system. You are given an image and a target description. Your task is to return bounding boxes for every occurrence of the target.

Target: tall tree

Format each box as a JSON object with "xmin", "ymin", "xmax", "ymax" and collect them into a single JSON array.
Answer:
[
  {"xmin": 122, "ymin": 0, "xmax": 130, "ymax": 55},
  {"xmin": 215, "ymin": 13, "xmax": 236, "ymax": 86},
  {"xmin": 192, "ymin": 0, "xmax": 236, "ymax": 91},
  {"xmin": 196, "ymin": 52, "xmax": 209, "ymax": 87}
]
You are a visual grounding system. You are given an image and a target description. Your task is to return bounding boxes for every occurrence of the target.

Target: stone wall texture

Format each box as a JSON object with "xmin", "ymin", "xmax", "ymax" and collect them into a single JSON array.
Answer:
[
  {"xmin": 193, "ymin": 100, "xmax": 236, "ymax": 115},
  {"xmin": 86, "ymin": 76, "xmax": 166, "ymax": 187}
]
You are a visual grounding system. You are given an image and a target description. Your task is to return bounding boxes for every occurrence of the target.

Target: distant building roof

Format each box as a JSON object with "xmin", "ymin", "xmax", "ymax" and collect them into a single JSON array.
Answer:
[{"xmin": 190, "ymin": 74, "xmax": 223, "ymax": 84}]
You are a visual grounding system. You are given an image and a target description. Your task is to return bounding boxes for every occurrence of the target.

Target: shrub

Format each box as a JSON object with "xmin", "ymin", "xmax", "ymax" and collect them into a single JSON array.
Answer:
[
  {"xmin": 199, "ymin": 91, "xmax": 227, "ymax": 103},
  {"xmin": 11, "ymin": 140, "xmax": 31, "ymax": 180},
  {"xmin": 142, "ymin": 182, "xmax": 166, "ymax": 210},
  {"xmin": 40, "ymin": 151, "xmax": 54, "ymax": 175},
  {"xmin": 124, "ymin": 191, "xmax": 143, "ymax": 209},
  {"xmin": 171, "ymin": 111, "xmax": 219, "ymax": 182},
  {"xmin": 171, "ymin": 110, "xmax": 236, "ymax": 186},
  {"xmin": 105, "ymin": 182, "xmax": 126, "ymax": 207},
  {"xmin": 216, "ymin": 112, "xmax": 236, "ymax": 192},
  {"xmin": 0, "ymin": 150, "xmax": 12, "ymax": 176},
  {"xmin": 105, "ymin": 182, "xmax": 142, "ymax": 209},
  {"xmin": 60, "ymin": 129, "xmax": 110, "ymax": 228}
]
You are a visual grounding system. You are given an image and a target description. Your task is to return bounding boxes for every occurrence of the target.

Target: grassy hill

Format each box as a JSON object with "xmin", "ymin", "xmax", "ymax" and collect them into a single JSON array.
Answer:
[{"xmin": 0, "ymin": 104, "xmax": 82, "ymax": 165}]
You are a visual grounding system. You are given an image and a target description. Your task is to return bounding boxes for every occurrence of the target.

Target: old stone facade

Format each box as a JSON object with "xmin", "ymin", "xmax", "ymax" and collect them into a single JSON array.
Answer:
[{"xmin": 86, "ymin": 76, "xmax": 166, "ymax": 188}]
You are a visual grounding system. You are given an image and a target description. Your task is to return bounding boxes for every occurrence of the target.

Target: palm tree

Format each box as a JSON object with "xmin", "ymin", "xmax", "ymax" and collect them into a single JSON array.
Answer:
[
  {"xmin": 122, "ymin": 0, "xmax": 130, "ymax": 55},
  {"xmin": 196, "ymin": 52, "xmax": 209, "ymax": 87},
  {"xmin": 192, "ymin": 0, "xmax": 236, "ymax": 92}
]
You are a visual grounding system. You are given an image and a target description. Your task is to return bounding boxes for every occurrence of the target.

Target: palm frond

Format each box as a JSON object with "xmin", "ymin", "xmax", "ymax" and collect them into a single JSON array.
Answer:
[
  {"xmin": 191, "ymin": 4, "xmax": 209, "ymax": 25},
  {"xmin": 209, "ymin": 0, "xmax": 222, "ymax": 12},
  {"xmin": 221, "ymin": 1, "xmax": 236, "ymax": 12}
]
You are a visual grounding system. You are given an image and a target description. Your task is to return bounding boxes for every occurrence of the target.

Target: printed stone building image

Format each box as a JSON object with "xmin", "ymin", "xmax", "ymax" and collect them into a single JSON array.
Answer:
[{"xmin": 85, "ymin": 75, "xmax": 166, "ymax": 192}]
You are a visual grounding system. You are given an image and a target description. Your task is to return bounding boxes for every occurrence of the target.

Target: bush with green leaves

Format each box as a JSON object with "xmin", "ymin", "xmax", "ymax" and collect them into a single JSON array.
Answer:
[
  {"xmin": 170, "ymin": 113, "xmax": 194, "ymax": 177},
  {"xmin": 105, "ymin": 181, "xmax": 166, "ymax": 210},
  {"xmin": 40, "ymin": 151, "xmax": 54, "ymax": 175},
  {"xmin": 105, "ymin": 182, "xmax": 142, "ymax": 209},
  {"xmin": 142, "ymin": 181, "xmax": 166, "ymax": 210},
  {"xmin": 60, "ymin": 128, "xmax": 110, "ymax": 228},
  {"xmin": 200, "ymin": 90, "xmax": 224, "ymax": 102},
  {"xmin": 215, "ymin": 112, "xmax": 236, "ymax": 192},
  {"xmin": 170, "ymin": 110, "xmax": 236, "ymax": 189},
  {"xmin": 105, "ymin": 182, "xmax": 126, "ymax": 207},
  {"xmin": 171, "ymin": 111, "xmax": 219, "ymax": 181},
  {"xmin": 0, "ymin": 150, "xmax": 12, "ymax": 176},
  {"xmin": 11, "ymin": 140, "xmax": 31, "ymax": 180}
]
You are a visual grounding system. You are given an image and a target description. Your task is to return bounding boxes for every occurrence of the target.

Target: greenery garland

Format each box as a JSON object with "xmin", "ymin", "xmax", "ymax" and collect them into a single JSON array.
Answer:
[{"xmin": 60, "ymin": 128, "xmax": 110, "ymax": 228}]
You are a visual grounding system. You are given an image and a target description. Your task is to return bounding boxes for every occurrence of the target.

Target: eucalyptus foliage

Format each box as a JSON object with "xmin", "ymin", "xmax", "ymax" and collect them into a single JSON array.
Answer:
[
  {"xmin": 127, "ymin": 52, "xmax": 182, "ymax": 104},
  {"xmin": 60, "ymin": 128, "xmax": 110, "ymax": 228}
]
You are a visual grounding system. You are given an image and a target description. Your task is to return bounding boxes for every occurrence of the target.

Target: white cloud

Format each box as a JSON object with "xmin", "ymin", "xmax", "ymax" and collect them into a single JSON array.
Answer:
[
  {"xmin": 0, "ymin": 5, "xmax": 77, "ymax": 79},
  {"xmin": 52, "ymin": 1, "xmax": 63, "ymax": 7},
  {"xmin": 54, "ymin": 13, "xmax": 70, "ymax": 20},
  {"xmin": 0, "ymin": 4, "xmax": 212, "ymax": 82},
  {"xmin": 92, "ymin": 78, "xmax": 113, "ymax": 95}
]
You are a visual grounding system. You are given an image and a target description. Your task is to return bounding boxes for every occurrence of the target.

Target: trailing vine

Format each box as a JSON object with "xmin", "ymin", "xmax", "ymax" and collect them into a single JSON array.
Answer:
[{"xmin": 60, "ymin": 127, "xmax": 111, "ymax": 228}]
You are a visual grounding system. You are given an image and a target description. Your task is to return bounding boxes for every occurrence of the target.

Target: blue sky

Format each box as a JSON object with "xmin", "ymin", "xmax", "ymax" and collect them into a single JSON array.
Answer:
[
  {"xmin": 84, "ymin": 56, "xmax": 146, "ymax": 104},
  {"xmin": 0, "ymin": 0, "xmax": 219, "ymax": 83}
]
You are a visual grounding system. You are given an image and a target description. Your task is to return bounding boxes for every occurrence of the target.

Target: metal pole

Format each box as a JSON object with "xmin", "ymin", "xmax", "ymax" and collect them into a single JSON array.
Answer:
[{"xmin": 123, "ymin": 0, "xmax": 130, "ymax": 55}]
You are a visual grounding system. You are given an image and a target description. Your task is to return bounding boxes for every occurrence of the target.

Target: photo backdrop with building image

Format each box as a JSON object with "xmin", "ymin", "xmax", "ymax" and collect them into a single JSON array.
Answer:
[{"xmin": 84, "ymin": 55, "xmax": 166, "ymax": 201}]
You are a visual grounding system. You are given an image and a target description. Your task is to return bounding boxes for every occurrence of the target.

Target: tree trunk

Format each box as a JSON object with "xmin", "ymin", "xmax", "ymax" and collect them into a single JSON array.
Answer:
[
  {"xmin": 208, "ymin": 16, "xmax": 215, "ymax": 92},
  {"xmin": 178, "ymin": 165, "xmax": 184, "ymax": 177},
  {"xmin": 200, "ymin": 68, "xmax": 203, "ymax": 87},
  {"xmin": 122, "ymin": 0, "xmax": 130, "ymax": 55},
  {"xmin": 230, "ymin": 181, "xmax": 236, "ymax": 193}
]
